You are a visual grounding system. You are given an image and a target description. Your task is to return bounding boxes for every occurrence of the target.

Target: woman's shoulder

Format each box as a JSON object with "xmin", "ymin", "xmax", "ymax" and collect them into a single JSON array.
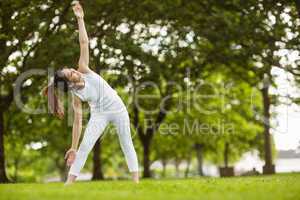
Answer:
[
  {"xmin": 82, "ymin": 69, "xmax": 98, "ymax": 77},
  {"xmin": 76, "ymin": 67, "xmax": 94, "ymax": 75}
]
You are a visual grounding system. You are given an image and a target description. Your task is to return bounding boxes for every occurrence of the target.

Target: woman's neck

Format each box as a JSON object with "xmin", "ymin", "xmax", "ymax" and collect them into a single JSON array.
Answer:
[{"xmin": 72, "ymin": 77, "xmax": 85, "ymax": 89}]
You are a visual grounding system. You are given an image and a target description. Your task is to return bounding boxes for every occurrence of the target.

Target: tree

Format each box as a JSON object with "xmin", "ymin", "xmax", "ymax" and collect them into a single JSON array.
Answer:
[{"xmin": 0, "ymin": 0, "xmax": 74, "ymax": 182}]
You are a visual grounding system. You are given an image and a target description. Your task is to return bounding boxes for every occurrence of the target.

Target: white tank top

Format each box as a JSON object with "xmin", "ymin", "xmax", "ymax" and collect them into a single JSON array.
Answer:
[{"xmin": 71, "ymin": 70, "xmax": 126, "ymax": 113}]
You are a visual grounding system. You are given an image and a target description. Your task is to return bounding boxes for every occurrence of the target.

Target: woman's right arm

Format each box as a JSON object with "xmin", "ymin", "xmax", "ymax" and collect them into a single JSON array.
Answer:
[
  {"xmin": 65, "ymin": 95, "xmax": 82, "ymax": 166},
  {"xmin": 71, "ymin": 95, "xmax": 83, "ymax": 150},
  {"xmin": 72, "ymin": 2, "xmax": 91, "ymax": 74}
]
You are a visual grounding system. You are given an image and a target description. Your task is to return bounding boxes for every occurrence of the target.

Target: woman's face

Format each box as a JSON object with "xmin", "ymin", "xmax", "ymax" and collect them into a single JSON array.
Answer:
[{"xmin": 61, "ymin": 68, "xmax": 82, "ymax": 82}]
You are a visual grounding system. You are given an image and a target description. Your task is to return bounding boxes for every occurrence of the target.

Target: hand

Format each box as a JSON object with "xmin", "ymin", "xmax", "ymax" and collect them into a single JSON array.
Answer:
[
  {"xmin": 72, "ymin": 1, "xmax": 84, "ymax": 19},
  {"xmin": 65, "ymin": 149, "xmax": 76, "ymax": 167}
]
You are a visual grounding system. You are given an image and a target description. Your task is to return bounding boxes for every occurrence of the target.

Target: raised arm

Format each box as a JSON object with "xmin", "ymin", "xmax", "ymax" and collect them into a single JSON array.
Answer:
[
  {"xmin": 65, "ymin": 95, "xmax": 83, "ymax": 166},
  {"xmin": 73, "ymin": 2, "xmax": 90, "ymax": 73}
]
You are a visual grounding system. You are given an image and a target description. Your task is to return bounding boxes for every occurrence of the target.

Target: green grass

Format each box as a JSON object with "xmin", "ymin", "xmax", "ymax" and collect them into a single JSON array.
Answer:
[{"xmin": 0, "ymin": 173, "xmax": 300, "ymax": 200}]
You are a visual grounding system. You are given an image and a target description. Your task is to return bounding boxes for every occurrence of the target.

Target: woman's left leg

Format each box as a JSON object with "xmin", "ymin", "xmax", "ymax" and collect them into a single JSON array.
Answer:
[{"xmin": 111, "ymin": 111, "xmax": 139, "ymax": 182}]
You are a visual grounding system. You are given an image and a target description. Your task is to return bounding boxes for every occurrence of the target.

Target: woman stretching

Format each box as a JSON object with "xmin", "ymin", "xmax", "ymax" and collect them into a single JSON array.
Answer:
[{"xmin": 42, "ymin": 2, "xmax": 139, "ymax": 184}]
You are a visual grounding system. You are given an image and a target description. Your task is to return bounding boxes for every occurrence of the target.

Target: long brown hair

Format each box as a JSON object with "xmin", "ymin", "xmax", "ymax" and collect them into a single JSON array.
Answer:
[{"xmin": 42, "ymin": 70, "xmax": 69, "ymax": 119}]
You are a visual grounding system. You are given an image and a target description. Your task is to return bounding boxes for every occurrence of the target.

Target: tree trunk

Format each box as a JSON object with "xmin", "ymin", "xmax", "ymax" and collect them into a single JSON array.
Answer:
[
  {"xmin": 58, "ymin": 166, "xmax": 68, "ymax": 182},
  {"xmin": 161, "ymin": 158, "xmax": 167, "ymax": 178},
  {"xmin": 92, "ymin": 139, "xmax": 104, "ymax": 180},
  {"xmin": 261, "ymin": 85, "xmax": 275, "ymax": 174},
  {"xmin": 295, "ymin": 0, "xmax": 300, "ymax": 18},
  {"xmin": 224, "ymin": 142, "xmax": 229, "ymax": 168},
  {"xmin": 195, "ymin": 143, "xmax": 204, "ymax": 176},
  {"xmin": 55, "ymin": 156, "xmax": 68, "ymax": 182},
  {"xmin": 174, "ymin": 157, "xmax": 180, "ymax": 178},
  {"xmin": 142, "ymin": 139, "xmax": 151, "ymax": 178},
  {"xmin": 184, "ymin": 155, "xmax": 191, "ymax": 178},
  {"xmin": 55, "ymin": 157, "xmax": 67, "ymax": 182},
  {"xmin": 219, "ymin": 142, "xmax": 235, "ymax": 177},
  {"xmin": 0, "ymin": 111, "xmax": 9, "ymax": 183}
]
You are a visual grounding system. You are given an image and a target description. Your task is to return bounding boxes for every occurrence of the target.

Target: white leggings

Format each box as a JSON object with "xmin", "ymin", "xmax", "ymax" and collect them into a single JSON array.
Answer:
[{"xmin": 69, "ymin": 110, "xmax": 139, "ymax": 177}]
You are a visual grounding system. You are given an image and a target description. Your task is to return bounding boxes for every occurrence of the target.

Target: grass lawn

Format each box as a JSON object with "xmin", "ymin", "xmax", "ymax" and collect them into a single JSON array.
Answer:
[{"xmin": 0, "ymin": 173, "xmax": 299, "ymax": 200}]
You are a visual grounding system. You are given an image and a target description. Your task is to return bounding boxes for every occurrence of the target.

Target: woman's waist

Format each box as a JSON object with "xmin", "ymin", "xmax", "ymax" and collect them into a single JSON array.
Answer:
[
  {"xmin": 89, "ymin": 105, "xmax": 127, "ymax": 116},
  {"xmin": 88, "ymin": 97, "xmax": 126, "ymax": 113}
]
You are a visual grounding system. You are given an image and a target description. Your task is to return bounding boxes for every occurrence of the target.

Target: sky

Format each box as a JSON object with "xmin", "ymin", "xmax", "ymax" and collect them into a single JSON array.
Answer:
[
  {"xmin": 271, "ymin": 45, "xmax": 300, "ymax": 151},
  {"xmin": 272, "ymin": 67, "xmax": 300, "ymax": 150},
  {"xmin": 274, "ymin": 104, "xmax": 300, "ymax": 150}
]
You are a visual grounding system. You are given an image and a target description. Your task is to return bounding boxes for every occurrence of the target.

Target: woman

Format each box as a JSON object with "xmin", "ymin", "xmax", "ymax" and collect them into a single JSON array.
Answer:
[{"xmin": 42, "ymin": 2, "xmax": 139, "ymax": 184}]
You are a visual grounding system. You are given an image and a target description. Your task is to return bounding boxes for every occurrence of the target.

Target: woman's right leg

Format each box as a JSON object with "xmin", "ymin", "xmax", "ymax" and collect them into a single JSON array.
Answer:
[{"xmin": 67, "ymin": 115, "xmax": 108, "ymax": 183}]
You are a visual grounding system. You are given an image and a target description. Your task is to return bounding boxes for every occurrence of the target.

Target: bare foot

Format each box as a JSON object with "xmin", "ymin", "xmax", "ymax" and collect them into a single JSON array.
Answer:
[
  {"xmin": 64, "ymin": 174, "xmax": 77, "ymax": 186},
  {"xmin": 132, "ymin": 171, "xmax": 139, "ymax": 183},
  {"xmin": 64, "ymin": 181, "xmax": 74, "ymax": 186}
]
